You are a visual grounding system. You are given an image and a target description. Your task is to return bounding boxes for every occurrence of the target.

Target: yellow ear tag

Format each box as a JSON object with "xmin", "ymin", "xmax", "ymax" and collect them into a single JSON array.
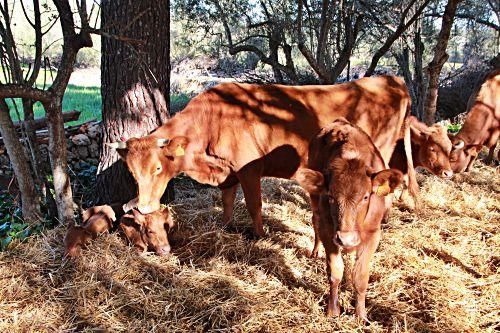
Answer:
[
  {"xmin": 376, "ymin": 180, "xmax": 391, "ymax": 197},
  {"xmin": 175, "ymin": 145, "xmax": 185, "ymax": 157}
]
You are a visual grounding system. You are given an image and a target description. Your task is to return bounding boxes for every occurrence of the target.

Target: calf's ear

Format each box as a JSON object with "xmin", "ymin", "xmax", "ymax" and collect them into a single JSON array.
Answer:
[
  {"xmin": 119, "ymin": 220, "xmax": 147, "ymax": 252},
  {"xmin": 161, "ymin": 136, "xmax": 189, "ymax": 158},
  {"xmin": 296, "ymin": 168, "xmax": 325, "ymax": 195},
  {"xmin": 465, "ymin": 144, "xmax": 482, "ymax": 157},
  {"xmin": 370, "ymin": 169, "xmax": 403, "ymax": 197},
  {"xmin": 132, "ymin": 209, "xmax": 147, "ymax": 226}
]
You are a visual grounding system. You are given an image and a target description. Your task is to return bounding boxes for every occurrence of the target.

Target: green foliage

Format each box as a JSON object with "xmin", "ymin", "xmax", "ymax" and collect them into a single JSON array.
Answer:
[
  {"xmin": 448, "ymin": 123, "xmax": 462, "ymax": 134},
  {"xmin": 7, "ymin": 85, "xmax": 102, "ymax": 125},
  {"xmin": 0, "ymin": 193, "xmax": 53, "ymax": 251},
  {"xmin": 171, "ymin": 93, "xmax": 191, "ymax": 113}
]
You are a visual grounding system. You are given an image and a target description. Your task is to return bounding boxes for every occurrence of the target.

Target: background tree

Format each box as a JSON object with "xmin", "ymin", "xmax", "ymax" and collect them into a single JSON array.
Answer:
[
  {"xmin": 0, "ymin": 0, "xmax": 93, "ymax": 225},
  {"xmin": 422, "ymin": 0, "xmax": 462, "ymax": 124},
  {"xmin": 96, "ymin": 0, "xmax": 173, "ymax": 207}
]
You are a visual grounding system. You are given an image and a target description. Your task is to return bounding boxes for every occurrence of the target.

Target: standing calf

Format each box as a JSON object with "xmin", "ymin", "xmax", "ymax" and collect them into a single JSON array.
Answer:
[{"xmin": 298, "ymin": 119, "xmax": 403, "ymax": 320}]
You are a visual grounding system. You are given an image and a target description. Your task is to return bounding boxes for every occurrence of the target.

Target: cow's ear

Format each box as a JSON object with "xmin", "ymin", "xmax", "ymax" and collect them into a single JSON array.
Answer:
[
  {"xmin": 465, "ymin": 144, "xmax": 482, "ymax": 157},
  {"xmin": 370, "ymin": 169, "xmax": 403, "ymax": 197},
  {"xmin": 132, "ymin": 209, "xmax": 146, "ymax": 226},
  {"xmin": 106, "ymin": 142, "xmax": 128, "ymax": 160},
  {"xmin": 296, "ymin": 168, "xmax": 325, "ymax": 195},
  {"xmin": 161, "ymin": 136, "xmax": 189, "ymax": 158}
]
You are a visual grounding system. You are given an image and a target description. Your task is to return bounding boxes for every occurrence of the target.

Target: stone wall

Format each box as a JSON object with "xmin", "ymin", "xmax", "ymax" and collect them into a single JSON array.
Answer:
[{"xmin": 0, "ymin": 121, "xmax": 101, "ymax": 177}]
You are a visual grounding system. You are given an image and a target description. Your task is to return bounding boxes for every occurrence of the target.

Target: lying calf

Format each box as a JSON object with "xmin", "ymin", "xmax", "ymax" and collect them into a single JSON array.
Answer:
[
  {"xmin": 64, "ymin": 205, "xmax": 116, "ymax": 257},
  {"xmin": 297, "ymin": 119, "xmax": 403, "ymax": 320},
  {"xmin": 64, "ymin": 205, "xmax": 173, "ymax": 257},
  {"xmin": 119, "ymin": 207, "xmax": 174, "ymax": 256}
]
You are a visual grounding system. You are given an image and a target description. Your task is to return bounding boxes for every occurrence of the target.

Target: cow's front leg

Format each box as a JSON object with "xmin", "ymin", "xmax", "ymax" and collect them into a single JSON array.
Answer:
[
  {"xmin": 323, "ymin": 238, "xmax": 344, "ymax": 317},
  {"xmin": 352, "ymin": 230, "xmax": 381, "ymax": 321},
  {"xmin": 237, "ymin": 166, "xmax": 264, "ymax": 237},
  {"xmin": 221, "ymin": 184, "xmax": 238, "ymax": 226},
  {"xmin": 309, "ymin": 193, "xmax": 322, "ymax": 258}
]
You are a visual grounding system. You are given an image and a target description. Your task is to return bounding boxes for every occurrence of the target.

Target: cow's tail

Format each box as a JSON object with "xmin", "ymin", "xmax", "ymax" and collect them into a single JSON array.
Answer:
[{"xmin": 403, "ymin": 100, "xmax": 419, "ymax": 208}]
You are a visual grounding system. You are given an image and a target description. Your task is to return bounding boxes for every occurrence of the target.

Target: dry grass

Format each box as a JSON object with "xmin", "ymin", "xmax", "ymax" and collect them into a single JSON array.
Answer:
[{"xmin": 0, "ymin": 163, "xmax": 498, "ymax": 332}]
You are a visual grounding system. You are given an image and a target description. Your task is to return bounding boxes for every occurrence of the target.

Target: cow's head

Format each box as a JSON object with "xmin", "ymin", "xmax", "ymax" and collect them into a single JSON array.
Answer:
[
  {"xmin": 298, "ymin": 120, "xmax": 403, "ymax": 249},
  {"xmin": 108, "ymin": 136, "xmax": 188, "ymax": 214},
  {"xmin": 119, "ymin": 207, "xmax": 174, "ymax": 256},
  {"xmin": 448, "ymin": 136, "xmax": 482, "ymax": 173},
  {"xmin": 412, "ymin": 124, "xmax": 453, "ymax": 178}
]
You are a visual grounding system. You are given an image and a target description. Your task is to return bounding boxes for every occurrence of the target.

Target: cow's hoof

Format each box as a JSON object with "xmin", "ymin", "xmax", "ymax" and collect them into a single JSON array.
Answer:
[
  {"xmin": 308, "ymin": 248, "xmax": 320, "ymax": 258},
  {"xmin": 326, "ymin": 306, "xmax": 340, "ymax": 317}
]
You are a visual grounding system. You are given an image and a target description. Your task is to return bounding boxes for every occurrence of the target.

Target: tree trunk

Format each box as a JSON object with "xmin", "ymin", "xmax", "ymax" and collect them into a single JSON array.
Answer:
[
  {"xmin": 0, "ymin": 99, "xmax": 41, "ymax": 224},
  {"xmin": 44, "ymin": 97, "xmax": 75, "ymax": 225},
  {"xmin": 97, "ymin": 0, "xmax": 173, "ymax": 207},
  {"xmin": 423, "ymin": 0, "xmax": 462, "ymax": 125}
]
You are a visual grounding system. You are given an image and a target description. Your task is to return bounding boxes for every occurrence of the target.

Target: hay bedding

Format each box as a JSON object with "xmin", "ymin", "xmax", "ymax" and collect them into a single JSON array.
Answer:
[{"xmin": 0, "ymin": 165, "xmax": 498, "ymax": 332}]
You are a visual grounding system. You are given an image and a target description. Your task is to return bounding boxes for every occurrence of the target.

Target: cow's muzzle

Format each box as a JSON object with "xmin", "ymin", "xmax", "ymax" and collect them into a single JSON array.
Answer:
[{"xmin": 335, "ymin": 231, "xmax": 360, "ymax": 249}]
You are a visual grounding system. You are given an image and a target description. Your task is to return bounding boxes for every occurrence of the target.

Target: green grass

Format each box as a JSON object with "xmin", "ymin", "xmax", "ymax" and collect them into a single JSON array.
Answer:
[{"xmin": 7, "ymin": 84, "xmax": 101, "ymax": 126}]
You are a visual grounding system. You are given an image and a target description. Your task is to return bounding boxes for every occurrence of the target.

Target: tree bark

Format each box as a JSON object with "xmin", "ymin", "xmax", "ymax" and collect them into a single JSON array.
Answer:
[
  {"xmin": 0, "ymin": 99, "xmax": 41, "ymax": 224},
  {"xmin": 423, "ymin": 0, "xmax": 462, "ymax": 125},
  {"xmin": 97, "ymin": 0, "xmax": 173, "ymax": 206}
]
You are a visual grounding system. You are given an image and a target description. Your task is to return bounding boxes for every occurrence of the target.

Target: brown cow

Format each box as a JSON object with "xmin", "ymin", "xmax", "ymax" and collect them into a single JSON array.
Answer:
[
  {"xmin": 64, "ymin": 205, "xmax": 116, "ymax": 257},
  {"xmin": 108, "ymin": 76, "xmax": 417, "ymax": 255},
  {"xmin": 119, "ymin": 207, "xmax": 174, "ymax": 256},
  {"xmin": 449, "ymin": 70, "xmax": 499, "ymax": 172},
  {"xmin": 390, "ymin": 116, "xmax": 453, "ymax": 178},
  {"xmin": 297, "ymin": 119, "xmax": 403, "ymax": 320}
]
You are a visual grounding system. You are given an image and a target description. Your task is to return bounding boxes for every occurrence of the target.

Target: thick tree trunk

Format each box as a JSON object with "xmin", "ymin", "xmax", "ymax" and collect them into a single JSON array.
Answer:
[
  {"xmin": 423, "ymin": 0, "xmax": 462, "ymax": 125},
  {"xmin": 0, "ymin": 99, "xmax": 41, "ymax": 224},
  {"xmin": 97, "ymin": 0, "xmax": 173, "ymax": 206}
]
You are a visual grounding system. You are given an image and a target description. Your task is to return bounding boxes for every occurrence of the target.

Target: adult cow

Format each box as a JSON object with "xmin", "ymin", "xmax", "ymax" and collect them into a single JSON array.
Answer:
[
  {"xmin": 390, "ymin": 116, "xmax": 453, "ymax": 178},
  {"xmin": 108, "ymin": 76, "xmax": 417, "ymax": 255},
  {"xmin": 449, "ymin": 70, "xmax": 499, "ymax": 172}
]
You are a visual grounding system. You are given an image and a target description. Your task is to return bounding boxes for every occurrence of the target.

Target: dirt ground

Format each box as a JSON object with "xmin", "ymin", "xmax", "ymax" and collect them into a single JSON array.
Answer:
[{"xmin": 0, "ymin": 160, "xmax": 498, "ymax": 332}]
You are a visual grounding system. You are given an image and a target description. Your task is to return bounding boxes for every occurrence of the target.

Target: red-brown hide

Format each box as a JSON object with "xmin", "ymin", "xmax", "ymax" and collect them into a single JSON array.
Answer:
[
  {"xmin": 450, "ymin": 70, "xmax": 499, "ymax": 172},
  {"xmin": 297, "ymin": 119, "xmax": 403, "ymax": 319},
  {"xmin": 109, "ymin": 76, "xmax": 417, "ymax": 252}
]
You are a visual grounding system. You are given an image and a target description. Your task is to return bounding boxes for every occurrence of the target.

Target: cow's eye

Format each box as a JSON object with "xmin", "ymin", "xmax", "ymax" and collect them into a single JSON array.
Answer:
[
  {"xmin": 429, "ymin": 147, "xmax": 435, "ymax": 152},
  {"xmin": 154, "ymin": 165, "xmax": 162, "ymax": 174}
]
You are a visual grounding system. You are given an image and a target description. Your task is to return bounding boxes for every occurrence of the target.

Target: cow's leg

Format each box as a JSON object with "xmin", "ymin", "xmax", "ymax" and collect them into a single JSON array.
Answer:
[
  {"xmin": 221, "ymin": 184, "xmax": 238, "ymax": 226},
  {"xmin": 237, "ymin": 167, "xmax": 265, "ymax": 237},
  {"xmin": 465, "ymin": 155, "xmax": 478, "ymax": 172},
  {"xmin": 352, "ymin": 230, "xmax": 381, "ymax": 321},
  {"xmin": 309, "ymin": 193, "xmax": 321, "ymax": 258},
  {"xmin": 324, "ymin": 238, "xmax": 344, "ymax": 317}
]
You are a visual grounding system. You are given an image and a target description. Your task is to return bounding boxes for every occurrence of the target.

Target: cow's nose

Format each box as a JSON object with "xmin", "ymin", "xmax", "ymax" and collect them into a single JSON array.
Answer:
[
  {"xmin": 156, "ymin": 245, "xmax": 171, "ymax": 256},
  {"xmin": 335, "ymin": 231, "xmax": 360, "ymax": 248},
  {"xmin": 441, "ymin": 169, "xmax": 453, "ymax": 178}
]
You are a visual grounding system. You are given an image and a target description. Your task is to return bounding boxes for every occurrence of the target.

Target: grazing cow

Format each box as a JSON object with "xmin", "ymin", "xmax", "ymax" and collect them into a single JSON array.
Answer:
[
  {"xmin": 297, "ymin": 119, "xmax": 403, "ymax": 319},
  {"xmin": 108, "ymin": 76, "xmax": 417, "ymax": 255},
  {"xmin": 119, "ymin": 207, "xmax": 173, "ymax": 256},
  {"xmin": 449, "ymin": 70, "xmax": 499, "ymax": 172},
  {"xmin": 64, "ymin": 205, "xmax": 116, "ymax": 257},
  {"xmin": 390, "ymin": 116, "xmax": 453, "ymax": 178}
]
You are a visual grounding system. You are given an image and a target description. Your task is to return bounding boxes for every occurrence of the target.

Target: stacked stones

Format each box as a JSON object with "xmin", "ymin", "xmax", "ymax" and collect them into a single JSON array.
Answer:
[{"xmin": 0, "ymin": 121, "xmax": 101, "ymax": 175}]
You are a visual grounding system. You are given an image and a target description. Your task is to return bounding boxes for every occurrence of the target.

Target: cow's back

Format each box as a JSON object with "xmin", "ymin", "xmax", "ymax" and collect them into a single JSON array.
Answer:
[{"xmin": 204, "ymin": 76, "xmax": 409, "ymax": 172}]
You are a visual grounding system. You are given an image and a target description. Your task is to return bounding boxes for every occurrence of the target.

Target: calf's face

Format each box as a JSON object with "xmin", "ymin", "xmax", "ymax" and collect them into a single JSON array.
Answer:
[
  {"xmin": 119, "ymin": 207, "xmax": 174, "ymax": 256},
  {"xmin": 109, "ymin": 136, "xmax": 188, "ymax": 214},
  {"xmin": 414, "ymin": 125, "xmax": 453, "ymax": 178},
  {"xmin": 449, "ymin": 137, "xmax": 482, "ymax": 173},
  {"xmin": 301, "ymin": 161, "xmax": 402, "ymax": 249}
]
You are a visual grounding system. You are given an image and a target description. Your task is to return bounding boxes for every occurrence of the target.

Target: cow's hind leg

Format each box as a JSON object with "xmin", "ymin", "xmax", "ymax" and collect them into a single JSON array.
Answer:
[
  {"xmin": 352, "ymin": 230, "xmax": 381, "ymax": 321},
  {"xmin": 237, "ymin": 164, "xmax": 265, "ymax": 237},
  {"xmin": 221, "ymin": 184, "xmax": 238, "ymax": 226}
]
